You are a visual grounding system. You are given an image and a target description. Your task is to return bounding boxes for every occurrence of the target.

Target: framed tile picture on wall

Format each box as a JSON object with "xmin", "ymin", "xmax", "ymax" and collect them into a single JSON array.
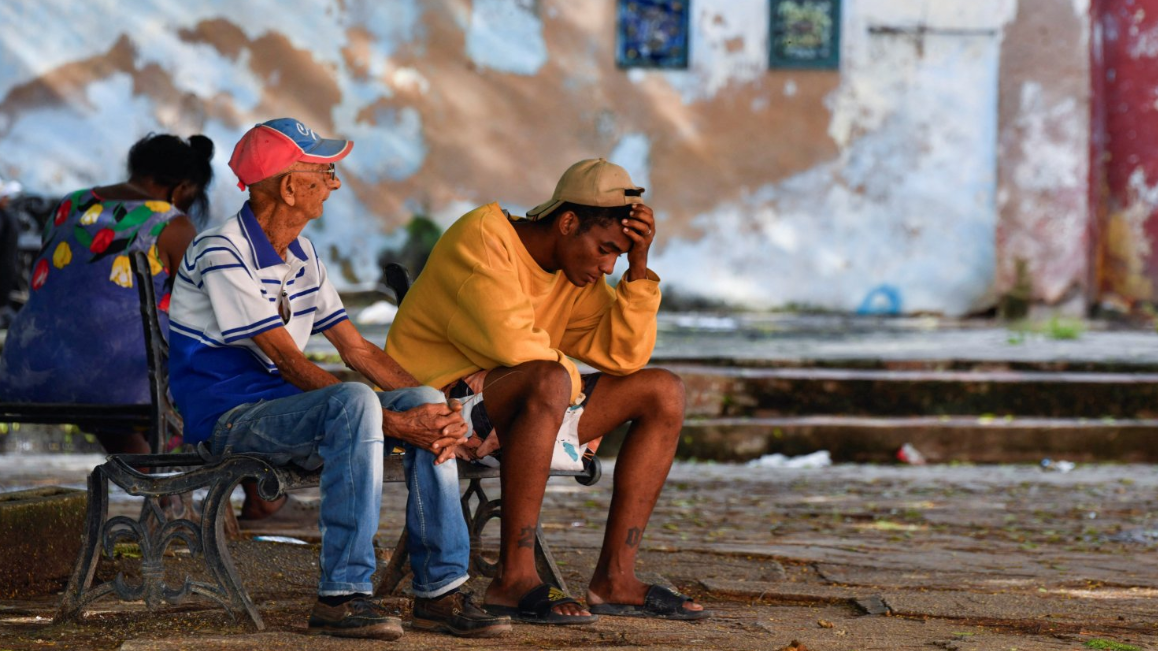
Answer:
[
  {"xmin": 769, "ymin": 0, "xmax": 841, "ymax": 69},
  {"xmin": 616, "ymin": 0, "xmax": 690, "ymax": 69}
]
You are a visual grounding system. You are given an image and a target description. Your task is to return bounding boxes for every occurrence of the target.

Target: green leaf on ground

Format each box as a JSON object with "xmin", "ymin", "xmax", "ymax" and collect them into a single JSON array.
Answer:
[
  {"xmin": 866, "ymin": 520, "xmax": 920, "ymax": 532},
  {"xmin": 114, "ymin": 543, "xmax": 142, "ymax": 559},
  {"xmin": 1085, "ymin": 640, "xmax": 1141, "ymax": 651},
  {"xmin": 1044, "ymin": 317, "xmax": 1085, "ymax": 340},
  {"xmin": 1006, "ymin": 317, "xmax": 1087, "ymax": 342}
]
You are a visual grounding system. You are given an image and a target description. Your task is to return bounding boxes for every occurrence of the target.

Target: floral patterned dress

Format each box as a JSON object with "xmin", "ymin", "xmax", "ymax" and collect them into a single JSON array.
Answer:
[{"xmin": 0, "ymin": 189, "xmax": 179, "ymax": 404}]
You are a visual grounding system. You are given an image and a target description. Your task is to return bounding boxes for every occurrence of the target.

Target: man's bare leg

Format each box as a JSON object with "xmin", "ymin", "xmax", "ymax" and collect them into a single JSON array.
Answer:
[
  {"xmin": 239, "ymin": 481, "xmax": 287, "ymax": 519},
  {"xmin": 93, "ymin": 430, "xmax": 150, "ymax": 455},
  {"xmin": 480, "ymin": 361, "xmax": 589, "ymax": 617},
  {"xmin": 579, "ymin": 369, "xmax": 703, "ymax": 614}
]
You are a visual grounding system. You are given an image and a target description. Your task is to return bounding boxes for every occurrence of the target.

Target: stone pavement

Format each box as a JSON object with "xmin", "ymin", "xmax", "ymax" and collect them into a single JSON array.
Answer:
[{"xmin": 1, "ymin": 455, "xmax": 1157, "ymax": 650}]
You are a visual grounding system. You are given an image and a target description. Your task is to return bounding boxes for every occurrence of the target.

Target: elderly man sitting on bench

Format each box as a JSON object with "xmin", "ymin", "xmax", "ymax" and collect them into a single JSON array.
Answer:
[
  {"xmin": 167, "ymin": 118, "xmax": 510, "ymax": 640},
  {"xmin": 386, "ymin": 159, "xmax": 710, "ymax": 624}
]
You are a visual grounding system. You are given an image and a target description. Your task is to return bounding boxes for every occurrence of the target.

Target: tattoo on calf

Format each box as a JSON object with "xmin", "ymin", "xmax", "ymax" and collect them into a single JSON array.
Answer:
[
  {"xmin": 626, "ymin": 527, "xmax": 643, "ymax": 548},
  {"xmin": 517, "ymin": 525, "xmax": 536, "ymax": 549}
]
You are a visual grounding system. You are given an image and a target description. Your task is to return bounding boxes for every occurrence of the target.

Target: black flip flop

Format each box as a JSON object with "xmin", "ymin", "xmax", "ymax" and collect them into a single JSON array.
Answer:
[
  {"xmin": 484, "ymin": 584, "xmax": 599, "ymax": 625},
  {"xmin": 588, "ymin": 585, "xmax": 712, "ymax": 620}
]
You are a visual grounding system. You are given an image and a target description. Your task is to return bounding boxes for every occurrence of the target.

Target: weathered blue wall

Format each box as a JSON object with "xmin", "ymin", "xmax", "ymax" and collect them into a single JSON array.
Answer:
[{"xmin": 0, "ymin": 0, "xmax": 1091, "ymax": 314}]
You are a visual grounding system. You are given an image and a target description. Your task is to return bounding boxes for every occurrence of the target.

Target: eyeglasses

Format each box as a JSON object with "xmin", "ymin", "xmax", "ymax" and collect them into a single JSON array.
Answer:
[
  {"xmin": 274, "ymin": 163, "xmax": 338, "ymax": 183},
  {"xmin": 277, "ymin": 289, "xmax": 291, "ymax": 324}
]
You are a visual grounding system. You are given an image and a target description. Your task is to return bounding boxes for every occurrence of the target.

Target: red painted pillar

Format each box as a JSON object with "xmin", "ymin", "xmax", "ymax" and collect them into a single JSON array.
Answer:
[{"xmin": 1092, "ymin": 0, "xmax": 1158, "ymax": 308}]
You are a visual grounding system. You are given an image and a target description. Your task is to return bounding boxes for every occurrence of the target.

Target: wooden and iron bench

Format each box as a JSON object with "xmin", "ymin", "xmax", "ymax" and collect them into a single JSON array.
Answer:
[{"xmin": 53, "ymin": 255, "xmax": 602, "ymax": 630}]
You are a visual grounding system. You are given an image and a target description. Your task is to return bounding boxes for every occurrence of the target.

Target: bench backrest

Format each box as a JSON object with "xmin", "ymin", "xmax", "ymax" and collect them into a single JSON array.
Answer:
[
  {"xmin": 129, "ymin": 251, "xmax": 182, "ymax": 453},
  {"xmin": 0, "ymin": 252, "xmax": 178, "ymax": 453},
  {"xmin": 383, "ymin": 262, "xmax": 412, "ymax": 303},
  {"xmin": 120, "ymin": 258, "xmax": 411, "ymax": 454}
]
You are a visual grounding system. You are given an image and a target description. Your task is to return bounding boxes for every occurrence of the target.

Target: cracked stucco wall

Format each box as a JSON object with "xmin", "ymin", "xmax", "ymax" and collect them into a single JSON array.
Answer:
[
  {"xmin": 996, "ymin": 0, "xmax": 1091, "ymax": 312},
  {"xmin": 0, "ymin": 0, "xmax": 1090, "ymax": 314}
]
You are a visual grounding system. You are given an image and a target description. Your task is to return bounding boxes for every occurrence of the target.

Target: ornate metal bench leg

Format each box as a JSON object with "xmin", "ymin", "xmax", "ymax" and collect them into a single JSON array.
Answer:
[
  {"xmin": 56, "ymin": 465, "xmax": 110, "ymax": 623},
  {"xmin": 458, "ymin": 477, "xmax": 564, "ymax": 590},
  {"xmin": 534, "ymin": 524, "xmax": 568, "ymax": 594},
  {"xmin": 462, "ymin": 478, "xmax": 501, "ymax": 579},
  {"xmin": 374, "ymin": 528, "xmax": 411, "ymax": 597},
  {"xmin": 200, "ymin": 477, "xmax": 264, "ymax": 630},
  {"xmin": 222, "ymin": 500, "xmax": 241, "ymax": 540}
]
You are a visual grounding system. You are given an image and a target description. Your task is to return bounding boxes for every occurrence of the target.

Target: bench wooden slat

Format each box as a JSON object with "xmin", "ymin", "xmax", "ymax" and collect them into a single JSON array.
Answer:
[{"xmin": 0, "ymin": 403, "xmax": 151, "ymax": 425}]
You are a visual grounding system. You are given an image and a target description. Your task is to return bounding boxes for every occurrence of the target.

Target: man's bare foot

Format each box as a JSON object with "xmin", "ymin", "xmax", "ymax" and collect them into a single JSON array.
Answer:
[
  {"xmin": 239, "ymin": 493, "xmax": 287, "ymax": 520},
  {"xmin": 484, "ymin": 578, "xmax": 591, "ymax": 618},
  {"xmin": 587, "ymin": 577, "xmax": 705, "ymax": 614},
  {"xmin": 237, "ymin": 477, "xmax": 289, "ymax": 521}
]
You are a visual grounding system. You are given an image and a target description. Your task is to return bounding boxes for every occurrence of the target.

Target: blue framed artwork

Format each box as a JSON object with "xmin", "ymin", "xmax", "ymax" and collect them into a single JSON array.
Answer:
[
  {"xmin": 616, "ymin": 0, "xmax": 690, "ymax": 69},
  {"xmin": 769, "ymin": 0, "xmax": 841, "ymax": 69}
]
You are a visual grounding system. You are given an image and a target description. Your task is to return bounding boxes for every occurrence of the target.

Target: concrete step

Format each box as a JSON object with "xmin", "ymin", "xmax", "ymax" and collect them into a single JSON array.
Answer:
[
  {"xmin": 323, "ymin": 361, "xmax": 1158, "ymax": 463},
  {"xmin": 652, "ymin": 355, "xmax": 1158, "ymax": 373},
  {"xmin": 671, "ymin": 364, "xmax": 1158, "ymax": 419},
  {"xmin": 673, "ymin": 416, "xmax": 1158, "ymax": 463},
  {"xmin": 326, "ymin": 362, "xmax": 1158, "ymax": 420}
]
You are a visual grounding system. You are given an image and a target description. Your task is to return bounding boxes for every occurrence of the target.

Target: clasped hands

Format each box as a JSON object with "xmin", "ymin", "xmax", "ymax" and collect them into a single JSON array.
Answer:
[{"xmin": 386, "ymin": 399, "xmax": 470, "ymax": 464}]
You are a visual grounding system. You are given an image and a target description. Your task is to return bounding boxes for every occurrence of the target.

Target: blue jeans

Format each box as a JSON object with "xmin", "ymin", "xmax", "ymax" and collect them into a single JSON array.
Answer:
[{"xmin": 210, "ymin": 383, "xmax": 470, "ymax": 597}]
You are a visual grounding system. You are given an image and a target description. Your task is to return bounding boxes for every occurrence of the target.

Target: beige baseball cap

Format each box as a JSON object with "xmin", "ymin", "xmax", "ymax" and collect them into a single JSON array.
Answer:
[{"xmin": 526, "ymin": 158, "xmax": 645, "ymax": 220}]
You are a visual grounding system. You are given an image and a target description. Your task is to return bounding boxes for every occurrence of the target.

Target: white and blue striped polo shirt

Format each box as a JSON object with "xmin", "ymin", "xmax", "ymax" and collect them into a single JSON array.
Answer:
[{"xmin": 168, "ymin": 201, "xmax": 348, "ymax": 443}]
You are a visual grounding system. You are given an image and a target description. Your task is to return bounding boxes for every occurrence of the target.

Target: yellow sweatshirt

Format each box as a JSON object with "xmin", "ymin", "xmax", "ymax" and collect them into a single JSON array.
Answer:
[{"xmin": 385, "ymin": 202, "xmax": 661, "ymax": 404}]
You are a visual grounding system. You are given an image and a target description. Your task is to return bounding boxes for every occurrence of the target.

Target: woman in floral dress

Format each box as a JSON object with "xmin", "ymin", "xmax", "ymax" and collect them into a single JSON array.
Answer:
[{"xmin": 0, "ymin": 133, "xmax": 215, "ymax": 454}]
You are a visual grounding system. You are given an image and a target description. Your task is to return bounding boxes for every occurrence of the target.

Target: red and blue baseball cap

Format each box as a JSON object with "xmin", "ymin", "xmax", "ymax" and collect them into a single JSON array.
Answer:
[{"xmin": 228, "ymin": 117, "xmax": 354, "ymax": 190}]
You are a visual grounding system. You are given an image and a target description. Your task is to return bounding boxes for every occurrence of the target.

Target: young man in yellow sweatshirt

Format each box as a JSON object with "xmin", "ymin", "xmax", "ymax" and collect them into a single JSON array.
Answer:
[{"xmin": 386, "ymin": 159, "xmax": 709, "ymax": 624}]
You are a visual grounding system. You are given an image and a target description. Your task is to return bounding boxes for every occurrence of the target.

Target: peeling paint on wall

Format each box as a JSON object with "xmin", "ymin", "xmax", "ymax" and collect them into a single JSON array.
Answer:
[
  {"xmin": 0, "ymin": 0, "xmax": 433, "ymax": 288},
  {"xmin": 465, "ymin": 0, "xmax": 548, "ymax": 75},
  {"xmin": 651, "ymin": 0, "xmax": 1011, "ymax": 314},
  {"xmin": 141, "ymin": 41, "xmax": 263, "ymax": 113},
  {"xmin": 346, "ymin": 0, "xmax": 425, "ymax": 59},
  {"xmin": 1093, "ymin": 0, "xmax": 1158, "ymax": 307},
  {"xmin": 0, "ymin": 0, "xmax": 1096, "ymax": 313},
  {"xmin": 996, "ymin": 0, "xmax": 1090, "ymax": 309},
  {"xmin": 346, "ymin": 107, "xmax": 427, "ymax": 183},
  {"xmin": 1103, "ymin": 168, "xmax": 1157, "ymax": 300},
  {"xmin": 1128, "ymin": 23, "xmax": 1158, "ymax": 58},
  {"xmin": 0, "ymin": 0, "xmax": 359, "ymax": 101},
  {"xmin": 660, "ymin": 0, "xmax": 769, "ymax": 104},
  {"xmin": 998, "ymin": 81, "xmax": 1088, "ymax": 304},
  {"xmin": 861, "ymin": 0, "xmax": 1018, "ymax": 31},
  {"xmin": 1005, "ymin": 81, "xmax": 1083, "ymax": 301},
  {"xmin": 609, "ymin": 133, "xmax": 652, "ymax": 197},
  {"xmin": 1, "ymin": 73, "xmax": 164, "ymax": 193}
]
